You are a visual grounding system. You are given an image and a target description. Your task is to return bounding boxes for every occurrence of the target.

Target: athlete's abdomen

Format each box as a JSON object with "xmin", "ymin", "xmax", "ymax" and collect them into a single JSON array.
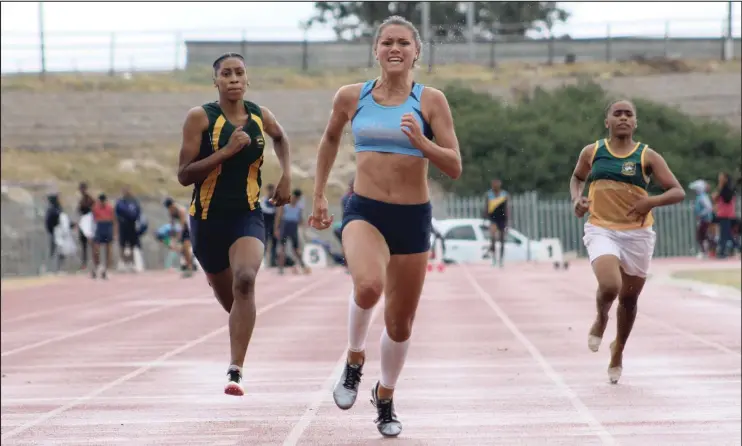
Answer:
[{"xmin": 353, "ymin": 152, "xmax": 429, "ymax": 205}]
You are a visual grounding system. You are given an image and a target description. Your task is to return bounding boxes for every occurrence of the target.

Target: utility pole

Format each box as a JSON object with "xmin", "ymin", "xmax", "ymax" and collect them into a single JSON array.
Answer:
[
  {"xmin": 723, "ymin": 1, "xmax": 734, "ymax": 61},
  {"xmin": 466, "ymin": 1, "xmax": 475, "ymax": 63},
  {"xmin": 422, "ymin": 1, "xmax": 431, "ymax": 72},
  {"xmin": 39, "ymin": 1, "xmax": 46, "ymax": 78},
  {"xmin": 421, "ymin": 1, "xmax": 430, "ymax": 43}
]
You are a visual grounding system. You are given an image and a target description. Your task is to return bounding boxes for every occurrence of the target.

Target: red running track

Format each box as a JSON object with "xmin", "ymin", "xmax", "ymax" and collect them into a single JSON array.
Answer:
[{"xmin": 1, "ymin": 259, "xmax": 740, "ymax": 445}]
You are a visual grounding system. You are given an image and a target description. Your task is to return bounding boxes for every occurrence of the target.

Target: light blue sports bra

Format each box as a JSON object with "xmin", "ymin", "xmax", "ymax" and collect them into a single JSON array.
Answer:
[{"xmin": 351, "ymin": 79, "xmax": 434, "ymax": 158}]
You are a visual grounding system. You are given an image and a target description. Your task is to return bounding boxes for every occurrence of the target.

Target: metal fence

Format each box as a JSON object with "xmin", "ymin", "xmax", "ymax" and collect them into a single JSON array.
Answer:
[
  {"xmin": 2, "ymin": 184, "xmax": 57, "ymax": 278},
  {"xmin": 437, "ymin": 193, "xmax": 742, "ymax": 258},
  {"xmin": 184, "ymin": 36, "xmax": 741, "ymax": 73},
  {"xmin": 0, "ymin": 184, "xmax": 185, "ymax": 279},
  {"xmin": 4, "ymin": 190, "xmax": 739, "ymax": 279},
  {"xmin": 0, "ymin": 194, "xmax": 348, "ymax": 279},
  {"xmin": 1, "ymin": 19, "xmax": 739, "ymax": 74}
]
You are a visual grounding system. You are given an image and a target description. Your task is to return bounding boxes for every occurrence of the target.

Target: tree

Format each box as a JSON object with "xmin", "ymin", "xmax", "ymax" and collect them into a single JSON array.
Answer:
[
  {"xmin": 303, "ymin": 2, "xmax": 570, "ymax": 41},
  {"xmin": 430, "ymin": 82, "xmax": 742, "ymax": 198},
  {"xmin": 475, "ymin": 2, "xmax": 570, "ymax": 38}
]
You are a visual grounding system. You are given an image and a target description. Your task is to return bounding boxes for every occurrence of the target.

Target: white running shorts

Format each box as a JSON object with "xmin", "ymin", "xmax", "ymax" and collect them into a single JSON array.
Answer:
[{"xmin": 583, "ymin": 222, "xmax": 657, "ymax": 278}]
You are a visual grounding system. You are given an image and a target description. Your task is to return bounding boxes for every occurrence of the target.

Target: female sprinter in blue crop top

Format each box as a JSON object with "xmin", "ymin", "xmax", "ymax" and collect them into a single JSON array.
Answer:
[{"xmin": 309, "ymin": 15, "xmax": 462, "ymax": 439}]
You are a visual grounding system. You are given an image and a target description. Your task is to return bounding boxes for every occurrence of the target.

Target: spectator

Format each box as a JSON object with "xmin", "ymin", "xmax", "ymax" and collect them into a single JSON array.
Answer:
[
  {"xmin": 713, "ymin": 172, "xmax": 739, "ymax": 258},
  {"xmin": 92, "ymin": 193, "xmax": 115, "ymax": 279},
  {"xmin": 44, "ymin": 194, "xmax": 63, "ymax": 272},
  {"xmin": 155, "ymin": 223, "xmax": 181, "ymax": 269},
  {"xmin": 77, "ymin": 182, "xmax": 95, "ymax": 270},
  {"xmin": 260, "ymin": 184, "xmax": 278, "ymax": 267},
  {"xmin": 115, "ymin": 186, "xmax": 142, "ymax": 271},
  {"xmin": 690, "ymin": 180, "xmax": 714, "ymax": 258},
  {"xmin": 275, "ymin": 189, "xmax": 310, "ymax": 275},
  {"xmin": 163, "ymin": 197, "xmax": 194, "ymax": 277},
  {"xmin": 53, "ymin": 203, "xmax": 77, "ymax": 273}
]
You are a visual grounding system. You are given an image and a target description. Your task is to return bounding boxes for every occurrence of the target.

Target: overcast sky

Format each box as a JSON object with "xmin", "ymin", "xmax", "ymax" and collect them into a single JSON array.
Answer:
[{"xmin": 1, "ymin": 1, "xmax": 739, "ymax": 73}]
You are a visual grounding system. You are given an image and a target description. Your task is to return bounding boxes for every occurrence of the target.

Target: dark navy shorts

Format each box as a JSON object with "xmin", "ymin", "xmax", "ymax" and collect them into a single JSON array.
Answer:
[
  {"xmin": 189, "ymin": 210, "xmax": 266, "ymax": 274},
  {"xmin": 119, "ymin": 224, "xmax": 140, "ymax": 249},
  {"xmin": 341, "ymin": 193, "xmax": 432, "ymax": 255},
  {"xmin": 489, "ymin": 217, "xmax": 507, "ymax": 232},
  {"xmin": 94, "ymin": 221, "xmax": 114, "ymax": 244},
  {"xmin": 279, "ymin": 221, "xmax": 300, "ymax": 250}
]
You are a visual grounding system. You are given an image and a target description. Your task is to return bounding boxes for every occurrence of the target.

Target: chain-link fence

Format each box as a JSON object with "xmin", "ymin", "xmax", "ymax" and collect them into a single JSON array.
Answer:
[
  {"xmin": 0, "ymin": 184, "xmax": 349, "ymax": 279},
  {"xmin": 441, "ymin": 192, "xmax": 742, "ymax": 259}
]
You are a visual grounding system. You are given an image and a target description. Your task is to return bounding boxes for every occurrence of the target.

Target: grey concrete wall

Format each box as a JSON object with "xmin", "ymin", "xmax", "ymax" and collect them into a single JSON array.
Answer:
[{"xmin": 186, "ymin": 38, "xmax": 741, "ymax": 71}]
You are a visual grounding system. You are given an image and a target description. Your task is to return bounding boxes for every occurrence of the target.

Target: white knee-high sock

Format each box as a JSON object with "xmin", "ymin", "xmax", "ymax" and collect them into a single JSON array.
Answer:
[
  {"xmin": 379, "ymin": 328, "xmax": 410, "ymax": 390},
  {"xmin": 348, "ymin": 290, "xmax": 374, "ymax": 353}
]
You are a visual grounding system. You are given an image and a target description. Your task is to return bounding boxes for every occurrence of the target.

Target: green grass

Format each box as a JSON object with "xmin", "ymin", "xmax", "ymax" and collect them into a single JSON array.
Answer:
[{"xmin": 672, "ymin": 269, "xmax": 742, "ymax": 290}]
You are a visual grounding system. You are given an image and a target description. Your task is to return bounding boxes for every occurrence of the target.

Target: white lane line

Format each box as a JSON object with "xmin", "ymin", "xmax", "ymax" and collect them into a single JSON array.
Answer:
[
  {"xmin": 282, "ymin": 294, "xmax": 384, "ymax": 446},
  {"xmin": 2, "ymin": 306, "xmax": 167, "ymax": 357},
  {"xmin": 462, "ymin": 266, "xmax": 616, "ymax": 446},
  {"xmin": 0, "ymin": 277, "xmax": 333, "ymax": 442}
]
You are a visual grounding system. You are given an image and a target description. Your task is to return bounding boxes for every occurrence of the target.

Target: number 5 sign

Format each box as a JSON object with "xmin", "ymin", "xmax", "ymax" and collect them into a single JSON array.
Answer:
[{"xmin": 302, "ymin": 243, "xmax": 328, "ymax": 268}]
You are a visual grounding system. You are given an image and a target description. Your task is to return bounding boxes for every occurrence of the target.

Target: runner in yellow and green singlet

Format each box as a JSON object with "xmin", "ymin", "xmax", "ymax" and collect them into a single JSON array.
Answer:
[
  {"xmin": 177, "ymin": 52, "xmax": 293, "ymax": 397},
  {"xmin": 570, "ymin": 99, "xmax": 685, "ymax": 384}
]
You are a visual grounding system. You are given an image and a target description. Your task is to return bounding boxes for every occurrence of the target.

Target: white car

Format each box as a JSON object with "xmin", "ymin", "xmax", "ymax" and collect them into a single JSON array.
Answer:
[{"xmin": 431, "ymin": 218, "xmax": 544, "ymax": 265}]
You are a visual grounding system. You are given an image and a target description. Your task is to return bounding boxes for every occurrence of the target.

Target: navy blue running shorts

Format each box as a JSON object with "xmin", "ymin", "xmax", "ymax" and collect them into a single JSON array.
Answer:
[
  {"xmin": 279, "ymin": 221, "xmax": 300, "ymax": 250},
  {"xmin": 189, "ymin": 210, "xmax": 266, "ymax": 274},
  {"xmin": 94, "ymin": 221, "xmax": 114, "ymax": 244},
  {"xmin": 341, "ymin": 193, "xmax": 432, "ymax": 255}
]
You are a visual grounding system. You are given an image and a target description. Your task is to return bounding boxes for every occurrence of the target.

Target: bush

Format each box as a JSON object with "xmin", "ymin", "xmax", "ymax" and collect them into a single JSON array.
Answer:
[{"xmin": 432, "ymin": 81, "xmax": 742, "ymax": 197}]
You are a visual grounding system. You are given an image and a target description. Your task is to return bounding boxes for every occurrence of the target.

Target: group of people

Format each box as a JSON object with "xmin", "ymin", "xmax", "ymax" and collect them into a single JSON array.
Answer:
[
  {"xmin": 44, "ymin": 183, "xmax": 146, "ymax": 278},
  {"xmin": 692, "ymin": 173, "xmax": 740, "ymax": 259},
  {"xmin": 175, "ymin": 15, "xmax": 690, "ymax": 438}
]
